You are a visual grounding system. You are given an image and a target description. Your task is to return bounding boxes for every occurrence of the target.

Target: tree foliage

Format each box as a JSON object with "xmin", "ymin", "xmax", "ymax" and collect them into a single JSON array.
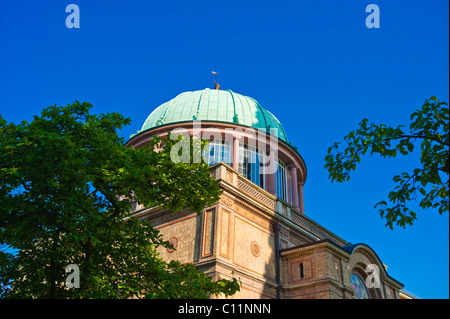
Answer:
[
  {"xmin": 325, "ymin": 97, "xmax": 449, "ymax": 229},
  {"xmin": 0, "ymin": 101, "xmax": 239, "ymax": 298}
]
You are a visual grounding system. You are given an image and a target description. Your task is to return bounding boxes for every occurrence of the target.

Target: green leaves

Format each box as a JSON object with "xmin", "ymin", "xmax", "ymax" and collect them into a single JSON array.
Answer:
[
  {"xmin": 0, "ymin": 101, "xmax": 232, "ymax": 299},
  {"xmin": 325, "ymin": 97, "xmax": 449, "ymax": 229},
  {"xmin": 143, "ymin": 260, "xmax": 240, "ymax": 299}
]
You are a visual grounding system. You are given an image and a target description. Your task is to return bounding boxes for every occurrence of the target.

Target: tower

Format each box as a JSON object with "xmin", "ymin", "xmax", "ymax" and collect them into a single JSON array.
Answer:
[{"xmin": 125, "ymin": 88, "xmax": 411, "ymax": 299}]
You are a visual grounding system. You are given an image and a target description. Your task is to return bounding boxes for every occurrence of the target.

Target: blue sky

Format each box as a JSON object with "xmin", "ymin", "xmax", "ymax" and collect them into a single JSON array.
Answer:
[{"xmin": 0, "ymin": 1, "xmax": 448, "ymax": 298}]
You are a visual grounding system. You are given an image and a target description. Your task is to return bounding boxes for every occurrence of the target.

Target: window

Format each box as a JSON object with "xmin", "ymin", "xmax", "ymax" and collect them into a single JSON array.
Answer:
[
  {"xmin": 238, "ymin": 143, "xmax": 265, "ymax": 188},
  {"xmin": 351, "ymin": 273, "xmax": 370, "ymax": 299},
  {"xmin": 204, "ymin": 140, "xmax": 231, "ymax": 165},
  {"xmin": 276, "ymin": 159, "xmax": 288, "ymax": 201},
  {"xmin": 297, "ymin": 261, "xmax": 312, "ymax": 280}
]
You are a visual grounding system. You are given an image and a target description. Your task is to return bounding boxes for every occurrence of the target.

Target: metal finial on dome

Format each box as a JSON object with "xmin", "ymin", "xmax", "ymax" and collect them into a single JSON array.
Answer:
[{"xmin": 211, "ymin": 71, "xmax": 220, "ymax": 90}]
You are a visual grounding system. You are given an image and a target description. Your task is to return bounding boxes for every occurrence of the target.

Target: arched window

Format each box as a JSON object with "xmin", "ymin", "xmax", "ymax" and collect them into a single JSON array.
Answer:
[{"xmin": 351, "ymin": 273, "xmax": 370, "ymax": 299}]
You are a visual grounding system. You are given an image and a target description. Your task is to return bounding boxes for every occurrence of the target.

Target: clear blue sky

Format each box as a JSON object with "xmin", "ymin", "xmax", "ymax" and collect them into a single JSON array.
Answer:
[{"xmin": 0, "ymin": 0, "xmax": 448, "ymax": 299}]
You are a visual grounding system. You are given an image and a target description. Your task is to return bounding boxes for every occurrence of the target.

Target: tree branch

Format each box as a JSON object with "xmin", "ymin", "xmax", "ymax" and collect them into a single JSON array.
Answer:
[{"xmin": 399, "ymin": 134, "xmax": 449, "ymax": 147}]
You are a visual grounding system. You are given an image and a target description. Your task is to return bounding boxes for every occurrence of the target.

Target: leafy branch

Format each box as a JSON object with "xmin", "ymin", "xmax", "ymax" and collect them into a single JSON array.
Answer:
[{"xmin": 325, "ymin": 97, "xmax": 449, "ymax": 229}]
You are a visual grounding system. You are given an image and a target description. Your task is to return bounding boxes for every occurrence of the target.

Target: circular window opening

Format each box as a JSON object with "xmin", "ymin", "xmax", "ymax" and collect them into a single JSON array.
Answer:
[{"xmin": 251, "ymin": 241, "xmax": 261, "ymax": 257}]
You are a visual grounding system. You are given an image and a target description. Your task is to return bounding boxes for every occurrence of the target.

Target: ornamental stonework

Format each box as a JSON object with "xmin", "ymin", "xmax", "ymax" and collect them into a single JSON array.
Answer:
[{"xmin": 234, "ymin": 202, "xmax": 272, "ymax": 231}]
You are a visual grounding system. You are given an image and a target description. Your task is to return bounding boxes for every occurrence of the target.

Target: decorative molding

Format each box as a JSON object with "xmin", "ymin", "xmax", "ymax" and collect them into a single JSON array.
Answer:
[
  {"xmin": 225, "ymin": 170, "xmax": 233, "ymax": 182},
  {"xmin": 282, "ymin": 249, "xmax": 316, "ymax": 260},
  {"xmin": 282, "ymin": 205, "xmax": 287, "ymax": 216},
  {"xmin": 202, "ymin": 208, "xmax": 215, "ymax": 257},
  {"xmin": 237, "ymin": 178, "xmax": 275, "ymax": 209},
  {"xmin": 279, "ymin": 227, "xmax": 290, "ymax": 238},
  {"xmin": 234, "ymin": 201, "xmax": 272, "ymax": 231},
  {"xmin": 251, "ymin": 241, "xmax": 261, "ymax": 257},
  {"xmin": 290, "ymin": 210, "xmax": 347, "ymax": 247},
  {"xmin": 220, "ymin": 194, "xmax": 234, "ymax": 209},
  {"xmin": 166, "ymin": 237, "xmax": 178, "ymax": 253},
  {"xmin": 332, "ymin": 259, "xmax": 340, "ymax": 282},
  {"xmin": 219, "ymin": 209, "xmax": 231, "ymax": 258},
  {"xmin": 153, "ymin": 212, "xmax": 197, "ymax": 230},
  {"xmin": 207, "ymin": 165, "xmax": 216, "ymax": 180}
]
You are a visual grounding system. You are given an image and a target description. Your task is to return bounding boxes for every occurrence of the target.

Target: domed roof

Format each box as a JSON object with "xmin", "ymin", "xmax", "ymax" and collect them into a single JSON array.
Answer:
[{"xmin": 138, "ymin": 88, "xmax": 288, "ymax": 142}]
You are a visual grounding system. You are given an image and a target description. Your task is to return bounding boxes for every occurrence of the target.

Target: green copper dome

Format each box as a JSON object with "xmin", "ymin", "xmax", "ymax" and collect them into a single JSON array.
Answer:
[{"xmin": 139, "ymin": 88, "xmax": 288, "ymax": 142}]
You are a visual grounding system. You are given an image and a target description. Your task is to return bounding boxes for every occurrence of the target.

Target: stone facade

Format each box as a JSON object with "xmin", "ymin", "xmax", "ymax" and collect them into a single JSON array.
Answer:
[{"xmin": 131, "ymin": 163, "xmax": 406, "ymax": 299}]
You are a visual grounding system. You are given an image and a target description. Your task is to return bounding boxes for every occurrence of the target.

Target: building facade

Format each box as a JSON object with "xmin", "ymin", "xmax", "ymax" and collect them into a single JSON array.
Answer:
[{"xmin": 125, "ymin": 88, "xmax": 415, "ymax": 299}]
